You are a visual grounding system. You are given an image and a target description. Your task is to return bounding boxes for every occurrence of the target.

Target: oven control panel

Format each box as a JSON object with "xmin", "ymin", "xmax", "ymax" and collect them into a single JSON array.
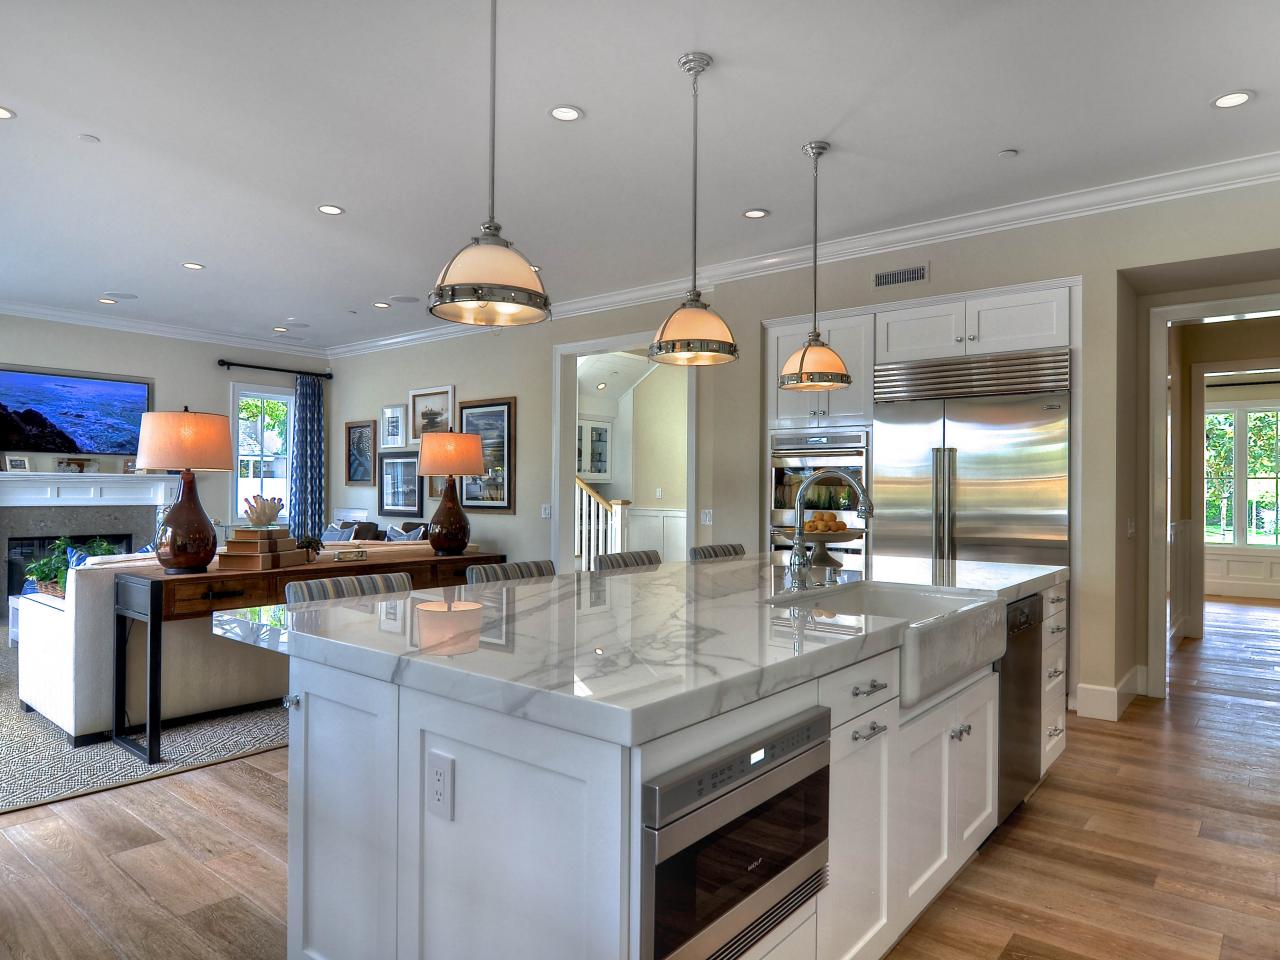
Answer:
[{"xmin": 642, "ymin": 706, "xmax": 831, "ymax": 829}]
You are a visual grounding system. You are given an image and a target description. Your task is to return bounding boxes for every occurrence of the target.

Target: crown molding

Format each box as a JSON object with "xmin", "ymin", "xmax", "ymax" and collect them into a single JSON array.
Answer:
[
  {"xmin": 9, "ymin": 150, "xmax": 1280, "ymax": 360},
  {"xmin": 0, "ymin": 299, "xmax": 331, "ymax": 358}
]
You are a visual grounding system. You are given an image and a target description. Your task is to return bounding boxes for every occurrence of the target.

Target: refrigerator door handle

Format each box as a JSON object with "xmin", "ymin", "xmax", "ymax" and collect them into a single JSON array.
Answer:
[
  {"xmin": 931, "ymin": 448, "xmax": 949, "ymax": 563},
  {"xmin": 944, "ymin": 447, "xmax": 957, "ymax": 563}
]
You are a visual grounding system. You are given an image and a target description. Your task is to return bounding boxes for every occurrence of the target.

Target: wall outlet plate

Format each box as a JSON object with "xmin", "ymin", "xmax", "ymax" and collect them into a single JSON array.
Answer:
[
  {"xmin": 700, "ymin": 509, "xmax": 713, "ymax": 526},
  {"xmin": 540, "ymin": 503, "xmax": 552, "ymax": 519},
  {"xmin": 655, "ymin": 487, "xmax": 663, "ymax": 500},
  {"xmin": 427, "ymin": 749, "xmax": 454, "ymax": 821}
]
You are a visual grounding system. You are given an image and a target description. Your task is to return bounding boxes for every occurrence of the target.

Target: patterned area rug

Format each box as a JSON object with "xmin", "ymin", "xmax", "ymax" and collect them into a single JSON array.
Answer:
[{"xmin": 0, "ymin": 641, "xmax": 288, "ymax": 812}]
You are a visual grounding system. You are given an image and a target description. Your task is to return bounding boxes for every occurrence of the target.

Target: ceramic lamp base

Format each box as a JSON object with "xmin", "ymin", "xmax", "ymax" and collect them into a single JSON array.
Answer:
[
  {"xmin": 428, "ymin": 476, "xmax": 470, "ymax": 556},
  {"xmin": 157, "ymin": 469, "xmax": 218, "ymax": 574}
]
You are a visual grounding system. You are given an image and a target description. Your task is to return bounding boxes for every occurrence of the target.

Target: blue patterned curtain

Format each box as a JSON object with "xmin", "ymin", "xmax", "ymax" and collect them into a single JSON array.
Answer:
[{"xmin": 290, "ymin": 374, "xmax": 326, "ymax": 539}]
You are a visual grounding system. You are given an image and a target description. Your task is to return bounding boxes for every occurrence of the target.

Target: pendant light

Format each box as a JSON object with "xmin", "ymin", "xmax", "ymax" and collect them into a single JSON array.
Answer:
[
  {"xmin": 778, "ymin": 141, "xmax": 851, "ymax": 391},
  {"xmin": 649, "ymin": 53, "xmax": 738, "ymax": 366},
  {"xmin": 428, "ymin": 0, "xmax": 549, "ymax": 327}
]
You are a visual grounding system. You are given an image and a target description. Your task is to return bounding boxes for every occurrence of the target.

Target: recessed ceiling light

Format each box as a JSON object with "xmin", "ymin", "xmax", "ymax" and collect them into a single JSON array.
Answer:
[
  {"xmin": 0, "ymin": 106, "xmax": 14, "ymax": 120},
  {"xmin": 389, "ymin": 295, "xmax": 420, "ymax": 303},
  {"xmin": 549, "ymin": 105, "xmax": 584, "ymax": 122},
  {"xmin": 182, "ymin": 262, "xmax": 205, "ymax": 270},
  {"xmin": 743, "ymin": 209, "xmax": 769, "ymax": 219},
  {"xmin": 98, "ymin": 297, "xmax": 117, "ymax": 304},
  {"xmin": 78, "ymin": 133, "xmax": 99, "ymax": 143},
  {"xmin": 596, "ymin": 382, "xmax": 607, "ymax": 390},
  {"xmin": 273, "ymin": 326, "xmax": 289, "ymax": 333},
  {"xmin": 373, "ymin": 301, "xmax": 391, "ymax": 309},
  {"xmin": 317, "ymin": 204, "xmax": 345, "ymax": 215},
  {"xmin": 997, "ymin": 148, "xmax": 1020, "ymax": 159},
  {"xmin": 1214, "ymin": 91, "xmax": 1252, "ymax": 108}
]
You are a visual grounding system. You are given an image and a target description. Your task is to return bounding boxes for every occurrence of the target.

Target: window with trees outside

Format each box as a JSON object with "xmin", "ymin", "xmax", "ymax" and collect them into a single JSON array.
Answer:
[
  {"xmin": 232, "ymin": 384, "xmax": 293, "ymax": 521},
  {"xmin": 1204, "ymin": 404, "xmax": 1280, "ymax": 545}
]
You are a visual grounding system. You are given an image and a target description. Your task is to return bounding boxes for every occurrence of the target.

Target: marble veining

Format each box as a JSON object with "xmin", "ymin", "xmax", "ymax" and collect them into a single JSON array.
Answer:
[{"xmin": 213, "ymin": 554, "xmax": 1065, "ymax": 745}]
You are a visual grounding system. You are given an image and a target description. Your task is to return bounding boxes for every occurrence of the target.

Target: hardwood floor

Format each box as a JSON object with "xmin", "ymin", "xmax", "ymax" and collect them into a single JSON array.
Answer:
[
  {"xmin": 887, "ymin": 598, "xmax": 1280, "ymax": 960},
  {"xmin": 0, "ymin": 749, "xmax": 287, "ymax": 960},
  {"xmin": 6, "ymin": 599, "xmax": 1280, "ymax": 959}
]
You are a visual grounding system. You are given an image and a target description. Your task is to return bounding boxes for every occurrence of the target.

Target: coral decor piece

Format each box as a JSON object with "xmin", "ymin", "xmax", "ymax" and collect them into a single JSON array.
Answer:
[{"xmin": 242, "ymin": 495, "xmax": 285, "ymax": 527}]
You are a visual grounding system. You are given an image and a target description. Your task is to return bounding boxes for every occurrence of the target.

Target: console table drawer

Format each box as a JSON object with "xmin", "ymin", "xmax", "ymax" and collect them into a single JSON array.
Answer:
[{"xmin": 170, "ymin": 577, "xmax": 276, "ymax": 615}]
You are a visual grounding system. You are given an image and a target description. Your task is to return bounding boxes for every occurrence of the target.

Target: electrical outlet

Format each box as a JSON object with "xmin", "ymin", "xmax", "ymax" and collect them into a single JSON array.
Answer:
[
  {"xmin": 655, "ymin": 487, "xmax": 663, "ymax": 500},
  {"xmin": 540, "ymin": 503, "xmax": 552, "ymax": 519},
  {"xmin": 700, "ymin": 509, "xmax": 713, "ymax": 526},
  {"xmin": 427, "ymin": 749, "xmax": 455, "ymax": 821}
]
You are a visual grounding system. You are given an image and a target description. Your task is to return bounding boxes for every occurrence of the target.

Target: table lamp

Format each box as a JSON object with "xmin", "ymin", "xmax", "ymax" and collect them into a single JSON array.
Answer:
[
  {"xmin": 417, "ymin": 430, "xmax": 484, "ymax": 556},
  {"xmin": 414, "ymin": 589, "xmax": 483, "ymax": 656},
  {"xmin": 135, "ymin": 406, "xmax": 234, "ymax": 574}
]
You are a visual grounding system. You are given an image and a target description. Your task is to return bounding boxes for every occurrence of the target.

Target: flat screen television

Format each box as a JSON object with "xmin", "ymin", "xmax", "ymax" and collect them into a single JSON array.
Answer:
[{"xmin": 0, "ymin": 368, "xmax": 151, "ymax": 455}]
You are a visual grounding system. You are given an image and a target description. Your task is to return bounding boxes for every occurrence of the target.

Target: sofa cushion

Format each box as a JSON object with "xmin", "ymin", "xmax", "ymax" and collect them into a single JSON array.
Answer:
[
  {"xmin": 386, "ymin": 525, "xmax": 425, "ymax": 542},
  {"xmin": 321, "ymin": 524, "xmax": 356, "ymax": 543}
]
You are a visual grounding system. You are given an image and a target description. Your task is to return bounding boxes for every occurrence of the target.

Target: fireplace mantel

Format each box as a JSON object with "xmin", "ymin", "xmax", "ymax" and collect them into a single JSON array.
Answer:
[{"xmin": 0, "ymin": 473, "xmax": 179, "ymax": 508}]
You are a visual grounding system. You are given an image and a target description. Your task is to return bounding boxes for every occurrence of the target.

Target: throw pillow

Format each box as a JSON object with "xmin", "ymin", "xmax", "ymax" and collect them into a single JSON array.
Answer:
[
  {"xmin": 387, "ymin": 525, "xmax": 425, "ymax": 541},
  {"xmin": 321, "ymin": 524, "xmax": 356, "ymax": 543}
]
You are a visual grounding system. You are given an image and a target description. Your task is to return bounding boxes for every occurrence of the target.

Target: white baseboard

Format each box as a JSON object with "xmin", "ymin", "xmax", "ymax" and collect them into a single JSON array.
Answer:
[{"xmin": 1075, "ymin": 664, "xmax": 1141, "ymax": 721}]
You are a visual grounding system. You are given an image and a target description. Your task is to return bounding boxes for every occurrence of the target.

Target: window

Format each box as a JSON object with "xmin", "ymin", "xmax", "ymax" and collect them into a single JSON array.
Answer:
[
  {"xmin": 1204, "ymin": 403, "xmax": 1280, "ymax": 546},
  {"xmin": 232, "ymin": 384, "xmax": 293, "ymax": 521}
]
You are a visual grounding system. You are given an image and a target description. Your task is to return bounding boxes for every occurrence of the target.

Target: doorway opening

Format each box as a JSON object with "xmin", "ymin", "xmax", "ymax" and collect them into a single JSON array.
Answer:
[{"xmin": 552, "ymin": 335, "xmax": 696, "ymax": 572}]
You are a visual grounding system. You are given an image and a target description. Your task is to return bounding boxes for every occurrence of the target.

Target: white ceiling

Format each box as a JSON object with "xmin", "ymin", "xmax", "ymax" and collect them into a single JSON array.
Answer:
[
  {"xmin": 3, "ymin": 0, "xmax": 1280, "ymax": 351},
  {"xmin": 577, "ymin": 352, "xmax": 653, "ymax": 404}
]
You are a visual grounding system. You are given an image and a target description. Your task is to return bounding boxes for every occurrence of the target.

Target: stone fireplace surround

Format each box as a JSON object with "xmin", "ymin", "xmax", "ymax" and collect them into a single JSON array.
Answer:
[{"xmin": 1, "ymin": 505, "xmax": 159, "ymax": 604}]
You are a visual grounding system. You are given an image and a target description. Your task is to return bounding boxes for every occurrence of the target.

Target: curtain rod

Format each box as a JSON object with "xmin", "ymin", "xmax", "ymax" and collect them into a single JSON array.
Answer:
[{"xmin": 217, "ymin": 359, "xmax": 334, "ymax": 380}]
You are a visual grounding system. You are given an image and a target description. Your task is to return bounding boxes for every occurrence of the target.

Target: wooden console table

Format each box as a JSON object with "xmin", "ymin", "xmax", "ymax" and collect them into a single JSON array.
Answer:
[{"xmin": 112, "ymin": 550, "xmax": 505, "ymax": 763}]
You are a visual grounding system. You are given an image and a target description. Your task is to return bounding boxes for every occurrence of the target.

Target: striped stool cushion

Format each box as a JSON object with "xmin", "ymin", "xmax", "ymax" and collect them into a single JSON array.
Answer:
[
  {"xmin": 688, "ymin": 543, "xmax": 747, "ymax": 562},
  {"xmin": 466, "ymin": 560, "xmax": 556, "ymax": 584},
  {"xmin": 284, "ymin": 572, "xmax": 413, "ymax": 604},
  {"xmin": 593, "ymin": 549, "xmax": 662, "ymax": 571}
]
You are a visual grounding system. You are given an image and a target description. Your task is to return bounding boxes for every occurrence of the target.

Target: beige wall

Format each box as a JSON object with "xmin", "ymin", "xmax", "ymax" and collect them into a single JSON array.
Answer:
[
  {"xmin": 630, "ymin": 365, "xmax": 687, "ymax": 510},
  {"xmin": 0, "ymin": 312, "xmax": 321, "ymax": 524}
]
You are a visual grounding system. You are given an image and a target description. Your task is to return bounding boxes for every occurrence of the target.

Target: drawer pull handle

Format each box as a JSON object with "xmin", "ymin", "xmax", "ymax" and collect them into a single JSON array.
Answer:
[
  {"xmin": 954, "ymin": 336, "xmax": 963, "ymax": 343},
  {"xmin": 967, "ymin": 334, "xmax": 978, "ymax": 341},
  {"xmin": 852, "ymin": 721, "xmax": 888, "ymax": 742},
  {"xmin": 1048, "ymin": 595, "xmax": 1066, "ymax": 604},
  {"xmin": 283, "ymin": 694, "xmax": 300, "ymax": 710},
  {"xmin": 851, "ymin": 679, "xmax": 888, "ymax": 698},
  {"xmin": 1047, "ymin": 725, "xmax": 1065, "ymax": 739},
  {"xmin": 202, "ymin": 588, "xmax": 246, "ymax": 601},
  {"xmin": 1047, "ymin": 667, "xmax": 1065, "ymax": 679},
  {"xmin": 1050, "ymin": 625, "xmax": 1067, "ymax": 634},
  {"xmin": 950, "ymin": 722, "xmax": 973, "ymax": 741}
]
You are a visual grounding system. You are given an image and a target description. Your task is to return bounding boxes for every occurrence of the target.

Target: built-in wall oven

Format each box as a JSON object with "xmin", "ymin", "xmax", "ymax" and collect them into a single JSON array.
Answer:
[
  {"xmin": 768, "ymin": 429, "xmax": 869, "ymax": 563},
  {"xmin": 640, "ymin": 707, "xmax": 831, "ymax": 960}
]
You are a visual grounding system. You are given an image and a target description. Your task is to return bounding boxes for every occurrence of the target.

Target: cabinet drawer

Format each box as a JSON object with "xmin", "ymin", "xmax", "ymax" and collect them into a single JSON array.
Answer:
[
  {"xmin": 1040, "ymin": 583, "xmax": 1069, "ymax": 615},
  {"xmin": 1042, "ymin": 639, "xmax": 1067, "ymax": 700},
  {"xmin": 1041, "ymin": 697, "xmax": 1067, "ymax": 776},
  {"xmin": 1041, "ymin": 610, "xmax": 1068, "ymax": 652},
  {"xmin": 819, "ymin": 649, "xmax": 899, "ymax": 728},
  {"xmin": 170, "ymin": 577, "xmax": 275, "ymax": 615}
]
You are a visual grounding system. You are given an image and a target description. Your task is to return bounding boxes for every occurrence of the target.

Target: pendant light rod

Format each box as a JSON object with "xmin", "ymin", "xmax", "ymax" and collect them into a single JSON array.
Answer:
[
  {"xmin": 487, "ymin": 0, "xmax": 497, "ymax": 224},
  {"xmin": 679, "ymin": 52, "xmax": 712, "ymax": 295},
  {"xmin": 803, "ymin": 140, "xmax": 829, "ymax": 334}
]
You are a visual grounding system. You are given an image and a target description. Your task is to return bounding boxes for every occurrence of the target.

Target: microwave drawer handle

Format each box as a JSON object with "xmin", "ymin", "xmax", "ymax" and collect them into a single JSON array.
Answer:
[
  {"xmin": 851, "ymin": 721, "xmax": 888, "ymax": 742},
  {"xmin": 851, "ymin": 679, "xmax": 888, "ymax": 698}
]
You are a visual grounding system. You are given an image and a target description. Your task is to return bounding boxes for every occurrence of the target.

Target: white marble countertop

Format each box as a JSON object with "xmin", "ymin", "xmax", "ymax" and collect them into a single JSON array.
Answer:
[
  {"xmin": 865, "ymin": 555, "xmax": 1068, "ymax": 601},
  {"xmin": 212, "ymin": 553, "xmax": 1065, "ymax": 745}
]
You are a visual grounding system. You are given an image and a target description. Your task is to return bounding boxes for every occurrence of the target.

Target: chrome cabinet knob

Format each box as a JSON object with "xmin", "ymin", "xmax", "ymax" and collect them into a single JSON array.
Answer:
[
  {"xmin": 852, "ymin": 721, "xmax": 888, "ymax": 742},
  {"xmin": 1048, "ymin": 595, "xmax": 1066, "ymax": 604},
  {"xmin": 283, "ymin": 694, "xmax": 300, "ymax": 709},
  {"xmin": 851, "ymin": 679, "xmax": 888, "ymax": 698},
  {"xmin": 954, "ymin": 336, "xmax": 963, "ymax": 343},
  {"xmin": 967, "ymin": 334, "xmax": 977, "ymax": 341},
  {"xmin": 1047, "ymin": 667, "xmax": 1065, "ymax": 679},
  {"xmin": 1047, "ymin": 725, "xmax": 1065, "ymax": 739},
  {"xmin": 1050, "ymin": 625, "xmax": 1067, "ymax": 634},
  {"xmin": 950, "ymin": 722, "xmax": 973, "ymax": 741}
]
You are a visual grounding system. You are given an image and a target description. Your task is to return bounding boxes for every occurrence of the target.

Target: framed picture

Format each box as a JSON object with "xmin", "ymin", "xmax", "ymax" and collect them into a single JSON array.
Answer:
[
  {"xmin": 479, "ymin": 588, "xmax": 517, "ymax": 652},
  {"xmin": 428, "ymin": 476, "xmax": 449, "ymax": 499},
  {"xmin": 379, "ymin": 598, "xmax": 409, "ymax": 636},
  {"xmin": 458, "ymin": 397, "xmax": 515, "ymax": 513},
  {"xmin": 381, "ymin": 404, "xmax": 408, "ymax": 449},
  {"xmin": 344, "ymin": 419, "xmax": 377, "ymax": 486},
  {"xmin": 55, "ymin": 457, "xmax": 95, "ymax": 474},
  {"xmin": 122, "ymin": 457, "xmax": 138, "ymax": 474},
  {"xmin": 3, "ymin": 454, "xmax": 31, "ymax": 472},
  {"xmin": 408, "ymin": 385, "xmax": 455, "ymax": 440},
  {"xmin": 378, "ymin": 452, "xmax": 424, "ymax": 518}
]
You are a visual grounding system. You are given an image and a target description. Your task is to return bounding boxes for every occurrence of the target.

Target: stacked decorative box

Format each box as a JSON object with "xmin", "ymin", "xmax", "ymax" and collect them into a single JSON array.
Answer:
[{"xmin": 217, "ymin": 527, "xmax": 306, "ymax": 571}]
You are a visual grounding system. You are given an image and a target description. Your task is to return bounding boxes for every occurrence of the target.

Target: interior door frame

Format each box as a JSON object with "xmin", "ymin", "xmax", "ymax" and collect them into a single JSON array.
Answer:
[
  {"xmin": 550, "ymin": 333, "xmax": 698, "ymax": 572},
  {"xmin": 1146, "ymin": 293, "xmax": 1280, "ymax": 698}
]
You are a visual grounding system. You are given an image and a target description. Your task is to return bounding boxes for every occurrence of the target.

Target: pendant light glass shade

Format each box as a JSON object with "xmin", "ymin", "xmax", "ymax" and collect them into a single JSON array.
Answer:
[
  {"xmin": 428, "ymin": 0, "xmax": 549, "ymax": 327},
  {"xmin": 650, "ymin": 52, "xmax": 738, "ymax": 367},
  {"xmin": 779, "ymin": 140, "xmax": 850, "ymax": 391}
]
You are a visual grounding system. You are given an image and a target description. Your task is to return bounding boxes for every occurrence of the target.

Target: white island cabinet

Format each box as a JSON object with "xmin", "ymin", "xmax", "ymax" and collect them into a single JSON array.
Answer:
[{"xmin": 213, "ymin": 553, "xmax": 1064, "ymax": 960}]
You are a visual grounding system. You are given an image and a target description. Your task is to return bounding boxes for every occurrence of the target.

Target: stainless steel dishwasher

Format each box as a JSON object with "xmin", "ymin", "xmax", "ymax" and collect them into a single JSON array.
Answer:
[{"xmin": 996, "ymin": 592, "xmax": 1043, "ymax": 822}]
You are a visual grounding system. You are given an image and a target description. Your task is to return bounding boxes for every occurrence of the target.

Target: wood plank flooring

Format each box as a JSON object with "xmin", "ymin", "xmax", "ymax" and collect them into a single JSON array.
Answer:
[
  {"xmin": 6, "ymin": 599, "xmax": 1280, "ymax": 959},
  {"xmin": 887, "ymin": 598, "xmax": 1280, "ymax": 960}
]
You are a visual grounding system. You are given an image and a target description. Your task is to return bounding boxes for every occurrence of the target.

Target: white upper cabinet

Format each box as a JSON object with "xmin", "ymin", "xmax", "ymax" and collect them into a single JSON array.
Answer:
[
  {"xmin": 874, "ymin": 301, "xmax": 966, "ymax": 364},
  {"xmin": 766, "ymin": 312, "xmax": 874, "ymax": 429},
  {"xmin": 964, "ymin": 287, "xmax": 1070, "ymax": 356}
]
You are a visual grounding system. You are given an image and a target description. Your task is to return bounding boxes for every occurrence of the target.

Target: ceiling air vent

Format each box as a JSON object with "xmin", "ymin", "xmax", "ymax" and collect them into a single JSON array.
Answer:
[{"xmin": 874, "ymin": 264, "xmax": 928, "ymax": 287}]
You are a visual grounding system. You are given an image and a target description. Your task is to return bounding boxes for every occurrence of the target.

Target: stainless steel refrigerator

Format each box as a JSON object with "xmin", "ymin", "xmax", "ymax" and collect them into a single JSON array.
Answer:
[{"xmin": 870, "ymin": 391, "xmax": 1069, "ymax": 567}]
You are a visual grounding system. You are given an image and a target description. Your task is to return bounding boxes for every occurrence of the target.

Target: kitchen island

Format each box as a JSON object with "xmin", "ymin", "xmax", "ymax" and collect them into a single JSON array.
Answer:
[{"xmin": 214, "ymin": 553, "xmax": 1067, "ymax": 960}]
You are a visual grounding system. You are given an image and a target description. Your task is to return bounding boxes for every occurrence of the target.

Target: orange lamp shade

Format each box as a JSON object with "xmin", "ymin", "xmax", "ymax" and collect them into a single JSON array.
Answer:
[
  {"xmin": 418, "ymin": 431, "xmax": 484, "ymax": 477},
  {"xmin": 415, "ymin": 599, "xmax": 483, "ymax": 655},
  {"xmin": 135, "ymin": 410, "xmax": 234, "ymax": 471}
]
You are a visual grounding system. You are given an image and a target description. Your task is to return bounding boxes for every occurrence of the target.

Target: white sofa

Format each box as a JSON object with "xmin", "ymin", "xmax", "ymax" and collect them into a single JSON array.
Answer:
[{"xmin": 16, "ymin": 554, "xmax": 288, "ymax": 743}]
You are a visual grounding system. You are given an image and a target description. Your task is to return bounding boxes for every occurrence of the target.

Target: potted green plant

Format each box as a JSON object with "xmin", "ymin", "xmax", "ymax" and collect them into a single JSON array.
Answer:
[
  {"xmin": 296, "ymin": 536, "xmax": 323, "ymax": 563},
  {"xmin": 25, "ymin": 536, "xmax": 122, "ymax": 598}
]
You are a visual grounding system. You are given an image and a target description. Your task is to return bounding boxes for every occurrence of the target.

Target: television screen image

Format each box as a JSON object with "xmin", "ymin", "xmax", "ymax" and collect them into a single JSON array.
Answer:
[{"xmin": 0, "ymin": 368, "xmax": 150, "ymax": 455}]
